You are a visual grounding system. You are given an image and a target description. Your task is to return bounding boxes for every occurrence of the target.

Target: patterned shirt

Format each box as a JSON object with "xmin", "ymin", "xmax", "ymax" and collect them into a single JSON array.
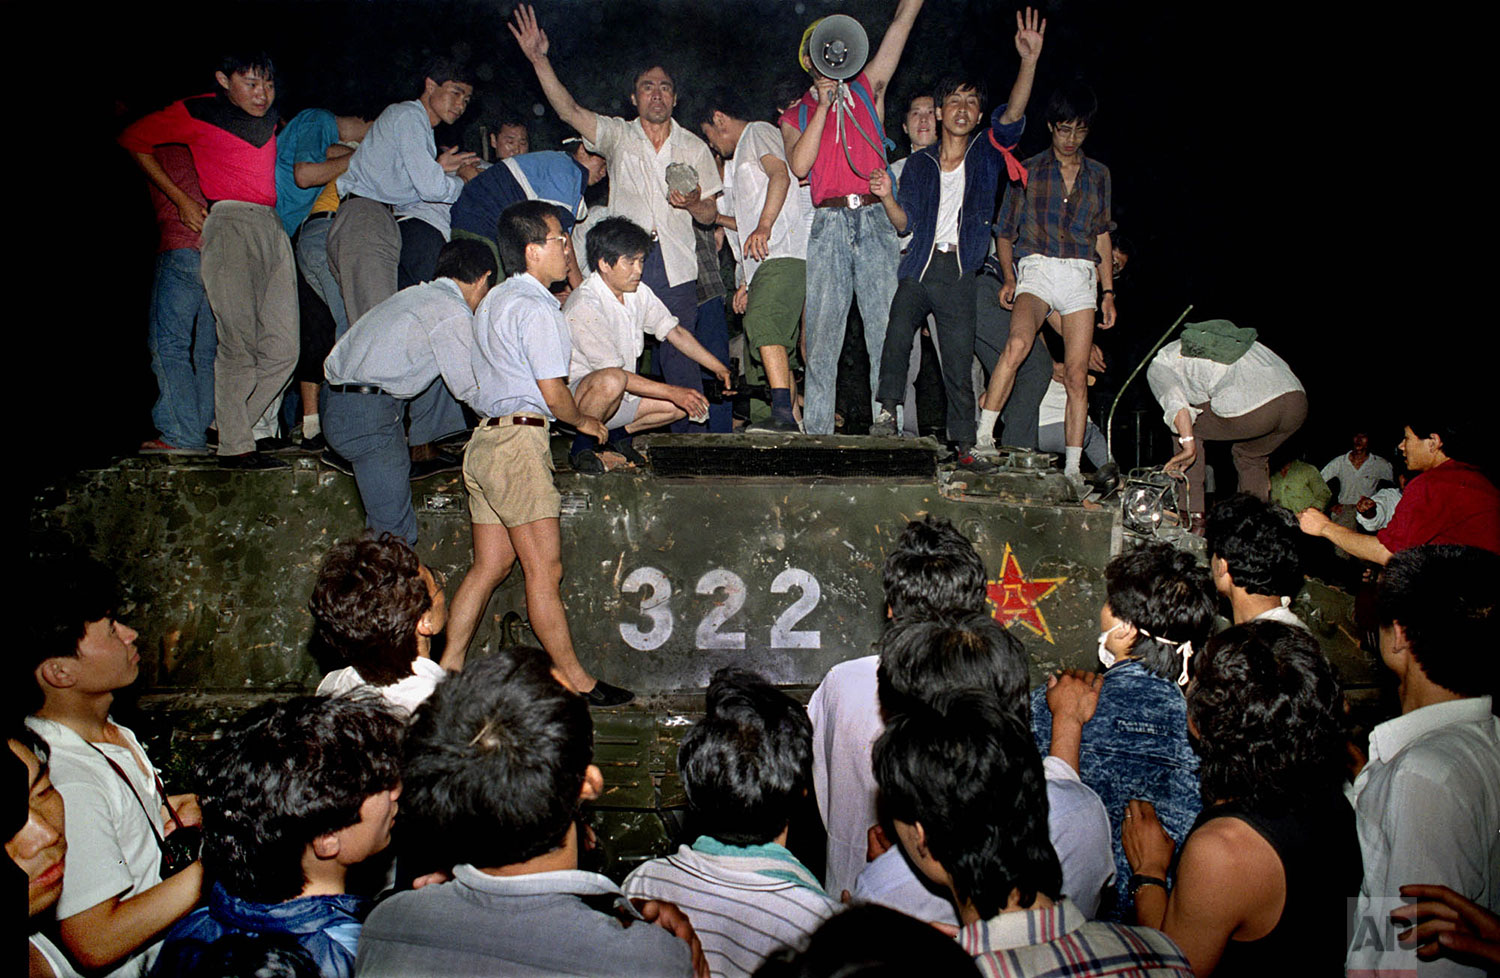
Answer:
[
  {"xmin": 960, "ymin": 898, "xmax": 1192, "ymax": 978},
  {"xmin": 995, "ymin": 149, "xmax": 1113, "ymax": 263}
]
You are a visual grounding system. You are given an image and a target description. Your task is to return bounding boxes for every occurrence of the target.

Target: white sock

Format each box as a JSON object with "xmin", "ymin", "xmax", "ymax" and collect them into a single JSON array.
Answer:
[
  {"xmin": 978, "ymin": 409, "xmax": 1000, "ymax": 445},
  {"xmin": 1064, "ymin": 445, "xmax": 1083, "ymax": 475},
  {"xmin": 303, "ymin": 413, "xmax": 321, "ymax": 439}
]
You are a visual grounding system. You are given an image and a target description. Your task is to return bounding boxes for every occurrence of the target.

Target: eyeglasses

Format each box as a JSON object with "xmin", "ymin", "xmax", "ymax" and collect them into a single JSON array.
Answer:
[
  {"xmin": 543, "ymin": 234, "xmax": 572, "ymax": 250},
  {"xmin": 1052, "ymin": 124, "xmax": 1089, "ymax": 138}
]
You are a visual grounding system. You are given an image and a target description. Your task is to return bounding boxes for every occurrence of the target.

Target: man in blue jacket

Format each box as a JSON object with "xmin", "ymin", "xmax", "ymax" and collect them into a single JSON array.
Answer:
[{"xmin": 868, "ymin": 8, "xmax": 1042, "ymax": 466}]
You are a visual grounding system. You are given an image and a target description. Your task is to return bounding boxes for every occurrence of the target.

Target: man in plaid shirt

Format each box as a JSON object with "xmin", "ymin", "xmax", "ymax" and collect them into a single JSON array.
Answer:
[
  {"xmin": 874, "ymin": 696, "xmax": 1192, "ymax": 978},
  {"xmin": 975, "ymin": 84, "xmax": 1116, "ymax": 488}
]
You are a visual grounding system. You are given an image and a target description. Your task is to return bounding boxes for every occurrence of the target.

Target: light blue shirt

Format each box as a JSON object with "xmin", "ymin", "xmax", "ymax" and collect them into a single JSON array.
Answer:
[
  {"xmin": 470, "ymin": 273, "xmax": 571, "ymax": 418},
  {"xmin": 324, "ymin": 277, "xmax": 476, "ymax": 402},
  {"xmin": 274, "ymin": 108, "xmax": 340, "ymax": 234},
  {"xmin": 337, "ymin": 100, "xmax": 463, "ymax": 237}
]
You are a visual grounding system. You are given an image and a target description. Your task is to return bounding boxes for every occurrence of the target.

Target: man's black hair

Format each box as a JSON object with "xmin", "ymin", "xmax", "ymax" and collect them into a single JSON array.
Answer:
[
  {"xmin": 218, "ymin": 52, "xmax": 275, "ymax": 82},
  {"xmin": 434, "ymin": 238, "xmax": 498, "ymax": 287},
  {"xmin": 1404, "ymin": 407, "xmax": 1472, "ymax": 463},
  {"xmin": 1110, "ymin": 231, "xmax": 1134, "ymax": 260},
  {"xmin": 678, "ymin": 667, "xmax": 812, "ymax": 846},
  {"xmin": 876, "ymin": 613, "xmax": 1028, "ymax": 722},
  {"xmin": 21, "ymin": 554, "xmax": 121, "ymax": 714},
  {"xmin": 496, "ymin": 200, "xmax": 559, "ymax": 279},
  {"xmin": 696, "ymin": 86, "xmax": 754, "ymax": 133},
  {"xmin": 420, "ymin": 56, "xmax": 472, "ymax": 89},
  {"xmin": 1206, "ymin": 493, "xmax": 1305, "ymax": 598},
  {"xmin": 199, "ymin": 696, "xmax": 404, "ymax": 903},
  {"xmin": 874, "ymin": 695, "xmax": 1061, "ymax": 918},
  {"xmin": 1045, "ymin": 82, "xmax": 1097, "ymax": 127},
  {"xmin": 494, "ymin": 115, "xmax": 530, "ymax": 132},
  {"xmin": 1188, "ymin": 622, "xmax": 1347, "ymax": 811},
  {"xmin": 1103, "ymin": 542, "xmax": 1216, "ymax": 681},
  {"xmin": 753, "ymin": 904, "xmax": 981, "ymax": 977},
  {"xmin": 308, "ymin": 537, "xmax": 431, "ymax": 688},
  {"xmin": 933, "ymin": 76, "xmax": 988, "ymax": 113},
  {"xmin": 585, "ymin": 216, "xmax": 654, "ymax": 275},
  {"xmin": 770, "ymin": 76, "xmax": 809, "ymax": 120},
  {"xmin": 1376, "ymin": 544, "xmax": 1499, "ymax": 696},
  {"xmin": 881, "ymin": 515, "xmax": 988, "ymax": 621},
  {"xmin": 632, "ymin": 63, "xmax": 677, "ymax": 90},
  {"xmin": 174, "ymin": 934, "xmax": 325, "ymax": 978},
  {"xmin": 401, "ymin": 646, "xmax": 593, "ymax": 869}
]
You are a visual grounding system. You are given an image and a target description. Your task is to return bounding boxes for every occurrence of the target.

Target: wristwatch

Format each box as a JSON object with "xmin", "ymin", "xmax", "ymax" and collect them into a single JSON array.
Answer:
[{"xmin": 1129, "ymin": 873, "xmax": 1168, "ymax": 897}]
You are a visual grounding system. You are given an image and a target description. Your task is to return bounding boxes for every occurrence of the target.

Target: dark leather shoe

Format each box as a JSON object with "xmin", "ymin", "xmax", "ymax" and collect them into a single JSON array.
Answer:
[
  {"xmin": 217, "ymin": 452, "xmax": 288, "ymax": 471},
  {"xmin": 409, "ymin": 450, "xmax": 462, "ymax": 480},
  {"xmin": 581, "ymin": 680, "xmax": 635, "ymax": 707}
]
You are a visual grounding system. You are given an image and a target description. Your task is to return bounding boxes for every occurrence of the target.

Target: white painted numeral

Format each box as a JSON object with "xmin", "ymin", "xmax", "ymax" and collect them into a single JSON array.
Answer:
[
  {"xmin": 619, "ymin": 567, "xmax": 673, "ymax": 650},
  {"xmin": 770, "ymin": 568, "xmax": 822, "ymax": 649},
  {"xmin": 695, "ymin": 569, "xmax": 747, "ymax": 649}
]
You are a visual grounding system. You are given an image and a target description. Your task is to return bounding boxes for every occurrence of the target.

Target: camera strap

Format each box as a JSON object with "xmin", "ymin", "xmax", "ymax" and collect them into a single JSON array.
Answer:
[{"xmin": 84, "ymin": 740, "xmax": 180, "ymax": 857}]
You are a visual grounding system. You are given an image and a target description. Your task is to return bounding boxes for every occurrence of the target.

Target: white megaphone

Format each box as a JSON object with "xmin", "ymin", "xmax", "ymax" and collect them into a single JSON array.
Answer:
[{"xmin": 807, "ymin": 15, "xmax": 869, "ymax": 81}]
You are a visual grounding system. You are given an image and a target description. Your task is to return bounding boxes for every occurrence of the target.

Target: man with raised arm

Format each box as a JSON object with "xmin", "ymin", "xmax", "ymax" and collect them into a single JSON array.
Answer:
[
  {"xmin": 511, "ymin": 4, "xmax": 723, "ymax": 420},
  {"xmin": 868, "ymin": 10, "xmax": 1043, "ymax": 470},
  {"xmin": 779, "ymin": 0, "xmax": 924, "ymax": 436}
]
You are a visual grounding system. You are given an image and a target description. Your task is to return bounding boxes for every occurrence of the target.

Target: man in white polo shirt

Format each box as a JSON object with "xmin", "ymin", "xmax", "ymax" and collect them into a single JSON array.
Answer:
[
  {"xmin": 564, "ymin": 217, "xmax": 732, "ymax": 473},
  {"xmin": 511, "ymin": 5, "xmax": 723, "ymax": 423}
]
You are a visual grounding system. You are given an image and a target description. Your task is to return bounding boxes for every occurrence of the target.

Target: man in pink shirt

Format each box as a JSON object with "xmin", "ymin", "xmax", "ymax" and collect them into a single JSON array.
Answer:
[
  {"xmin": 119, "ymin": 52, "xmax": 297, "ymax": 470},
  {"xmin": 780, "ymin": 0, "xmax": 924, "ymax": 435}
]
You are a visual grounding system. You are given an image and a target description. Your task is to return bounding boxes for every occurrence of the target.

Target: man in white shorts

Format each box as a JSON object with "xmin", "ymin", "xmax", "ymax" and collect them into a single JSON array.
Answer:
[{"xmin": 563, "ymin": 217, "xmax": 733, "ymax": 473}]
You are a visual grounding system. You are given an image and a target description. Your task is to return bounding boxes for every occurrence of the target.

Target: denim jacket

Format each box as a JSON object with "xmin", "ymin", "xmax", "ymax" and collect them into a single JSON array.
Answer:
[
  {"xmin": 152, "ymin": 883, "xmax": 368, "ymax": 978},
  {"xmin": 1031, "ymin": 660, "xmax": 1202, "ymax": 921},
  {"xmin": 895, "ymin": 104, "xmax": 1025, "ymax": 281}
]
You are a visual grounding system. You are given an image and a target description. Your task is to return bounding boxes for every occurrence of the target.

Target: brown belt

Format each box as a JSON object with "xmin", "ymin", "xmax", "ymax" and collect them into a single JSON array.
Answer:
[
  {"xmin": 815, "ymin": 193, "xmax": 879, "ymax": 209},
  {"xmin": 483, "ymin": 415, "xmax": 546, "ymax": 428}
]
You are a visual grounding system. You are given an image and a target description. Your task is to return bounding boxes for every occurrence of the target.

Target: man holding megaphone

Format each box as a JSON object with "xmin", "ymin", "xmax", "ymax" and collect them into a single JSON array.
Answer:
[{"xmin": 780, "ymin": 0, "xmax": 925, "ymax": 437}]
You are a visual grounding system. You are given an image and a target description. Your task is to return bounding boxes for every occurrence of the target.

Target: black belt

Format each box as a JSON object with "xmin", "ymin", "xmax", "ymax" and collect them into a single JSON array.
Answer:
[
  {"xmin": 329, "ymin": 384, "xmax": 389, "ymax": 396},
  {"xmin": 483, "ymin": 415, "xmax": 546, "ymax": 428},
  {"xmin": 815, "ymin": 193, "xmax": 879, "ymax": 209}
]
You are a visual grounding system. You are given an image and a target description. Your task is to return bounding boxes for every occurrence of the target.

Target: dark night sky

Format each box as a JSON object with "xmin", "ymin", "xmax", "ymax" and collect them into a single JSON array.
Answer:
[{"xmin": 33, "ymin": 0, "xmax": 1452, "ymax": 489}]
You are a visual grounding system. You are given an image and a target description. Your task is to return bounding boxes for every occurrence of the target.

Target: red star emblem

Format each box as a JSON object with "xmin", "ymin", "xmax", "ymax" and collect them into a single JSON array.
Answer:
[{"xmin": 986, "ymin": 543, "xmax": 1067, "ymax": 644}]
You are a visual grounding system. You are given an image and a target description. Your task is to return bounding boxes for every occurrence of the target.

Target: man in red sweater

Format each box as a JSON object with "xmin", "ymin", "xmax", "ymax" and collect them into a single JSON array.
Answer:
[{"xmin": 119, "ymin": 52, "xmax": 297, "ymax": 470}]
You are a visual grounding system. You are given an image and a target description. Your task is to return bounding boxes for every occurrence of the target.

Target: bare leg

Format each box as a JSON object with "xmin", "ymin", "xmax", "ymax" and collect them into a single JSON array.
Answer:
[
  {"xmin": 299, "ymin": 381, "xmax": 320, "ymax": 433},
  {"xmin": 623, "ymin": 399, "xmax": 687, "ymax": 433},
  {"xmin": 509, "ymin": 517, "xmax": 596, "ymax": 691},
  {"xmin": 573, "ymin": 368, "xmax": 627, "ymax": 425},
  {"xmin": 1058, "ymin": 310, "xmax": 1096, "ymax": 450},
  {"xmin": 761, "ymin": 345, "xmax": 791, "ymax": 390},
  {"xmin": 442, "ymin": 523, "xmax": 516, "ymax": 671},
  {"xmin": 978, "ymin": 293, "xmax": 1049, "ymax": 412}
]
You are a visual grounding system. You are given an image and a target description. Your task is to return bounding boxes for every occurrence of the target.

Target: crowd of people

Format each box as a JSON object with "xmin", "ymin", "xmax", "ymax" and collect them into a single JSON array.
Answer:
[{"xmin": 16, "ymin": 510, "xmax": 1500, "ymax": 978}]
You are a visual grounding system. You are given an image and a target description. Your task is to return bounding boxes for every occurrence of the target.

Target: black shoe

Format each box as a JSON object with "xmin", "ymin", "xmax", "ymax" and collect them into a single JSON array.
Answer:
[
  {"xmin": 745, "ymin": 416, "xmax": 800, "ymax": 433},
  {"xmin": 570, "ymin": 449, "xmax": 606, "ymax": 474},
  {"xmin": 409, "ymin": 450, "xmax": 461, "ymax": 480},
  {"xmin": 581, "ymin": 679, "xmax": 635, "ymax": 707},
  {"xmin": 218, "ymin": 452, "xmax": 288, "ymax": 471},
  {"xmin": 256, "ymin": 436, "xmax": 293, "ymax": 453},
  {"xmin": 952, "ymin": 446, "xmax": 994, "ymax": 474},
  {"xmin": 205, "ymin": 428, "xmax": 219, "ymax": 448},
  {"xmin": 300, "ymin": 433, "xmax": 327, "ymax": 453},
  {"xmin": 608, "ymin": 441, "xmax": 648, "ymax": 467},
  {"xmin": 320, "ymin": 448, "xmax": 354, "ymax": 476}
]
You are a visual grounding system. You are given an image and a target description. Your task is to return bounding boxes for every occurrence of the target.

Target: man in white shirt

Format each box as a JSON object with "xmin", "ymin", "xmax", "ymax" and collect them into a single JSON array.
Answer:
[
  {"xmin": 25, "ymin": 556, "xmax": 203, "ymax": 978},
  {"xmin": 1347, "ymin": 544, "xmax": 1500, "ymax": 978},
  {"xmin": 511, "ymin": 5, "xmax": 724, "ymax": 421},
  {"xmin": 564, "ymin": 217, "xmax": 732, "ymax": 473},
  {"xmin": 698, "ymin": 90, "xmax": 809, "ymax": 432},
  {"xmin": 1321, "ymin": 429, "xmax": 1395, "ymax": 516}
]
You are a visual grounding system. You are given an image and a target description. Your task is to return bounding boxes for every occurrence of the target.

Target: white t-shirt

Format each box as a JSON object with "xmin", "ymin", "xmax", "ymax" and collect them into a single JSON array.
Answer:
[
  {"xmin": 584, "ymin": 116, "xmax": 722, "ymax": 288},
  {"xmin": 1146, "ymin": 339, "xmax": 1304, "ymax": 429},
  {"xmin": 25, "ymin": 717, "xmax": 168, "ymax": 978},
  {"xmin": 728, "ymin": 121, "xmax": 809, "ymax": 283},
  {"xmin": 1320, "ymin": 452, "xmax": 1396, "ymax": 505},
  {"xmin": 563, "ymin": 271, "xmax": 678, "ymax": 384},
  {"xmin": 934, "ymin": 165, "xmax": 965, "ymax": 245},
  {"xmin": 31, "ymin": 932, "xmax": 86, "ymax": 978},
  {"xmin": 806, "ymin": 655, "xmax": 882, "ymax": 898},
  {"xmin": 315, "ymin": 655, "xmax": 447, "ymax": 715}
]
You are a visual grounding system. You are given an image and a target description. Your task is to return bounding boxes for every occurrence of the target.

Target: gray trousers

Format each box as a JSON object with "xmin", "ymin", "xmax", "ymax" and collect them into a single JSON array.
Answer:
[
  {"xmin": 327, "ymin": 197, "xmax": 400, "ymax": 325},
  {"xmin": 199, "ymin": 202, "xmax": 299, "ymax": 457},
  {"xmin": 1179, "ymin": 390, "xmax": 1309, "ymax": 510}
]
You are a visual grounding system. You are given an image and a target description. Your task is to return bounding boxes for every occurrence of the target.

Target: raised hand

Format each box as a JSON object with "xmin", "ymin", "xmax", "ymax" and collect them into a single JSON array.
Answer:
[
  {"xmin": 1015, "ymin": 7, "xmax": 1046, "ymax": 62},
  {"xmin": 509, "ymin": 4, "xmax": 550, "ymax": 63}
]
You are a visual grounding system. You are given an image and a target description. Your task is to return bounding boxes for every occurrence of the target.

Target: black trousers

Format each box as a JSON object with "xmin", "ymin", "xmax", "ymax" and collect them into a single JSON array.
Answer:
[
  {"xmin": 876, "ymin": 252, "xmax": 978, "ymax": 445},
  {"xmin": 397, "ymin": 218, "xmax": 445, "ymax": 290}
]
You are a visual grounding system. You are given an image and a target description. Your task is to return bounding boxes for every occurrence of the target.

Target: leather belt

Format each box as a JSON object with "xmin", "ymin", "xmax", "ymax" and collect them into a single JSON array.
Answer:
[
  {"xmin": 329, "ymin": 384, "xmax": 389, "ymax": 396},
  {"xmin": 815, "ymin": 193, "xmax": 879, "ymax": 209},
  {"xmin": 933, "ymin": 241, "xmax": 959, "ymax": 253},
  {"xmin": 483, "ymin": 414, "xmax": 546, "ymax": 428}
]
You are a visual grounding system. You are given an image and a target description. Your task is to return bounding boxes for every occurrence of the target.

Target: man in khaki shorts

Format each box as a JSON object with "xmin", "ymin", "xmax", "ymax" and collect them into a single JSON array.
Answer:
[{"xmin": 445, "ymin": 200, "xmax": 634, "ymax": 706}]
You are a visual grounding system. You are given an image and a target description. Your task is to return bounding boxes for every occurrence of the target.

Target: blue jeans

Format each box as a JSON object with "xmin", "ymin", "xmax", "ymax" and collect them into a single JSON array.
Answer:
[
  {"xmin": 804, "ymin": 205, "xmax": 899, "ymax": 434},
  {"xmin": 147, "ymin": 249, "xmax": 217, "ymax": 449},
  {"xmin": 695, "ymin": 296, "xmax": 733, "ymax": 433},
  {"xmin": 294, "ymin": 215, "xmax": 350, "ymax": 338},
  {"xmin": 322, "ymin": 387, "xmax": 418, "ymax": 545}
]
